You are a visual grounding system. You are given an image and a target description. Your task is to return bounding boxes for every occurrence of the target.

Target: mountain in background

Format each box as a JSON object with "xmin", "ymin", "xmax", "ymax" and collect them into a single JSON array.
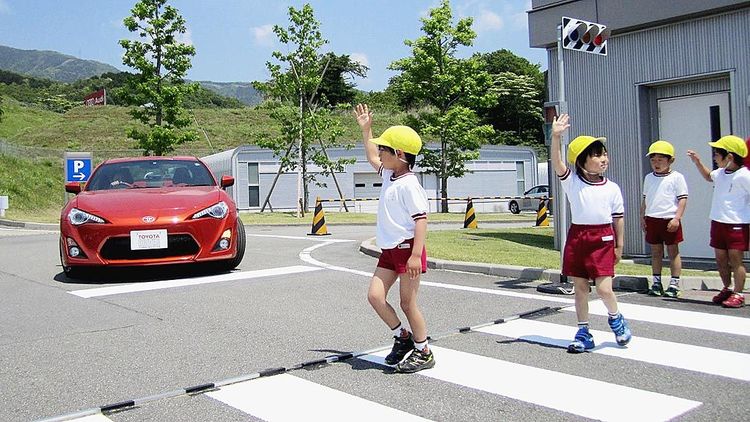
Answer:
[
  {"xmin": 0, "ymin": 45, "xmax": 120, "ymax": 83},
  {"xmin": 197, "ymin": 81, "xmax": 262, "ymax": 106}
]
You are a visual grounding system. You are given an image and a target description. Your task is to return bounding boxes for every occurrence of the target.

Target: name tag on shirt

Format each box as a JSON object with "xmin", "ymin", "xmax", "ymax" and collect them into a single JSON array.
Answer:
[
  {"xmin": 602, "ymin": 235, "xmax": 614, "ymax": 241},
  {"xmin": 398, "ymin": 243, "xmax": 411, "ymax": 249}
]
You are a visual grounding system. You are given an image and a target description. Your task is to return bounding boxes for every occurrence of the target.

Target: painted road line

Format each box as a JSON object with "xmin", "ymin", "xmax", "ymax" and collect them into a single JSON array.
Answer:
[
  {"xmin": 563, "ymin": 301, "xmax": 750, "ymax": 337},
  {"xmin": 66, "ymin": 414, "xmax": 113, "ymax": 422},
  {"xmin": 207, "ymin": 373, "xmax": 432, "ymax": 422},
  {"xmin": 248, "ymin": 234, "xmax": 355, "ymax": 243},
  {"xmin": 477, "ymin": 318, "xmax": 750, "ymax": 381},
  {"xmin": 361, "ymin": 347, "xmax": 701, "ymax": 422},
  {"xmin": 69, "ymin": 265, "xmax": 323, "ymax": 298}
]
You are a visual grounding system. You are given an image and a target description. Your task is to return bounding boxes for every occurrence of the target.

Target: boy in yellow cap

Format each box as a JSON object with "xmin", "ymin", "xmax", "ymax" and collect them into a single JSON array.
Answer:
[
  {"xmin": 641, "ymin": 140, "xmax": 688, "ymax": 298},
  {"xmin": 687, "ymin": 135, "xmax": 750, "ymax": 308},
  {"xmin": 353, "ymin": 103, "xmax": 434, "ymax": 372},
  {"xmin": 551, "ymin": 114, "xmax": 631, "ymax": 353}
]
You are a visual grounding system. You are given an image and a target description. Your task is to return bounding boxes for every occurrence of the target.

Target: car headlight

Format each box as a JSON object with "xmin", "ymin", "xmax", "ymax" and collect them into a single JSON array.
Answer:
[
  {"xmin": 67, "ymin": 208, "xmax": 106, "ymax": 225},
  {"xmin": 192, "ymin": 201, "xmax": 229, "ymax": 219}
]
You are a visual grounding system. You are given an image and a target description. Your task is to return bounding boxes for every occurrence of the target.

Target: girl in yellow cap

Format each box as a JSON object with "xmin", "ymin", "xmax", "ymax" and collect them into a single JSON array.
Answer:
[
  {"xmin": 551, "ymin": 114, "xmax": 631, "ymax": 353},
  {"xmin": 687, "ymin": 135, "xmax": 750, "ymax": 308},
  {"xmin": 353, "ymin": 103, "xmax": 434, "ymax": 373},
  {"xmin": 641, "ymin": 140, "xmax": 688, "ymax": 298}
]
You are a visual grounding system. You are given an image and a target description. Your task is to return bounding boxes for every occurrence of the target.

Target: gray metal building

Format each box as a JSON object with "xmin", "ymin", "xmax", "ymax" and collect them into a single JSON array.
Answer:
[
  {"xmin": 528, "ymin": 0, "xmax": 750, "ymax": 259},
  {"xmin": 202, "ymin": 145, "xmax": 540, "ymax": 214}
]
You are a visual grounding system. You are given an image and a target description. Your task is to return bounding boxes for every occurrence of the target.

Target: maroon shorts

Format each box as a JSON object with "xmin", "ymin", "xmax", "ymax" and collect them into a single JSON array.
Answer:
[
  {"xmin": 563, "ymin": 224, "xmax": 616, "ymax": 280},
  {"xmin": 377, "ymin": 238, "xmax": 427, "ymax": 274},
  {"xmin": 644, "ymin": 216, "xmax": 683, "ymax": 245},
  {"xmin": 710, "ymin": 220, "xmax": 750, "ymax": 251}
]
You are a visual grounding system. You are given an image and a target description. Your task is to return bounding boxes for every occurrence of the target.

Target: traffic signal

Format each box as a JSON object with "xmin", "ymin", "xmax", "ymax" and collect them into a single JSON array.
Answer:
[{"xmin": 562, "ymin": 17, "xmax": 610, "ymax": 56}]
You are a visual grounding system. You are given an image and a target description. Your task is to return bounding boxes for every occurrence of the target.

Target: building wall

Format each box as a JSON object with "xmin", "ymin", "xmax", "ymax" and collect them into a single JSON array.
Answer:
[{"xmin": 543, "ymin": 7, "xmax": 750, "ymax": 256}]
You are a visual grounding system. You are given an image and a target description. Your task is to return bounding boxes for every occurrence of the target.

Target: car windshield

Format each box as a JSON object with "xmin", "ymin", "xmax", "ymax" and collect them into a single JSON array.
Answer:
[{"xmin": 86, "ymin": 160, "xmax": 216, "ymax": 191}]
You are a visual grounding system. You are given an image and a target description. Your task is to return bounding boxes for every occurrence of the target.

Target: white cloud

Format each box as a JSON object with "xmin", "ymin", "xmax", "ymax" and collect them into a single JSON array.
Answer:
[
  {"xmin": 475, "ymin": 10, "xmax": 504, "ymax": 32},
  {"xmin": 252, "ymin": 24, "xmax": 275, "ymax": 47},
  {"xmin": 176, "ymin": 27, "xmax": 193, "ymax": 46},
  {"xmin": 0, "ymin": 0, "xmax": 10, "ymax": 14},
  {"xmin": 350, "ymin": 53, "xmax": 369, "ymax": 68}
]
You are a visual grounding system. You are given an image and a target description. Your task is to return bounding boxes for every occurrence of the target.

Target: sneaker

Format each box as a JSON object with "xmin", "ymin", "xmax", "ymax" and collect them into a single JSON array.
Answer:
[
  {"xmin": 663, "ymin": 286, "xmax": 681, "ymax": 298},
  {"xmin": 384, "ymin": 333, "xmax": 413, "ymax": 365},
  {"xmin": 567, "ymin": 326, "xmax": 595, "ymax": 353},
  {"xmin": 647, "ymin": 282, "xmax": 664, "ymax": 296},
  {"xmin": 712, "ymin": 287, "xmax": 733, "ymax": 304},
  {"xmin": 608, "ymin": 314, "xmax": 632, "ymax": 346},
  {"xmin": 722, "ymin": 293, "xmax": 745, "ymax": 308},
  {"xmin": 396, "ymin": 348, "xmax": 435, "ymax": 373}
]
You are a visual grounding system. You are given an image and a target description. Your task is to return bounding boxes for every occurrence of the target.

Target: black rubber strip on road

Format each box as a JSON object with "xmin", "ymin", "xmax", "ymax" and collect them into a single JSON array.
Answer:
[
  {"xmin": 100, "ymin": 400, "xmax": 135, "ymax": 413},
  {"xmin": 185, "ymin": 383, "xmax": 216, "ymax": 394}
]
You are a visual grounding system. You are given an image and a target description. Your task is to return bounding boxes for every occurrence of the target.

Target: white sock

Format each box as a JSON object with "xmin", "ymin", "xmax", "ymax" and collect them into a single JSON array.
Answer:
[
  {"xmin": 670, "ymin": 277, "xmax": 680, "ymax": 287},
  {"xmin": 652, "ymin": 275, "xmax": 662, "ymax": 285},
  {"xmin": 391, "ymin": 323, "xmax": 409, "ymax": 338},
  {"xmin": 413, "ymin": 338, "xmax": 428, "ymax": 352}
]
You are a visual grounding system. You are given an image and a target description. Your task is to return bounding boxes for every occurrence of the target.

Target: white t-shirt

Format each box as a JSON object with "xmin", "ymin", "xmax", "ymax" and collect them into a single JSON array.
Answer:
[
  {"xmin": 376, "ymin": 167, "xmax": 429, "ymax": 249},
  {"xmin": 642, "ymin": 171, "xmax": 688, "ymax": 219},
  {"xmin": 709, "ymin": 166, "xmax": 750, "ymax": 224},
  {"xmin": 558, "ymin": 168, "xmax": 624, "ymax": 225}
]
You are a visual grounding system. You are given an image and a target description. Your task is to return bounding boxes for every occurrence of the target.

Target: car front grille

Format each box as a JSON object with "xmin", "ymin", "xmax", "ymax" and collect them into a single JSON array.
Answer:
[{"xmin": 100, "ymin": 234, "xmax": 200, "ymax": 260}]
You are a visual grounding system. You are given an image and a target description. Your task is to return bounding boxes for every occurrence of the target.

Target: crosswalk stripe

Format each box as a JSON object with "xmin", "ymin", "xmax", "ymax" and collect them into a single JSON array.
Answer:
[
  {"xmin": 65, "ymin": 414, "xmax": 113, "ymax": 422},
  {"xmin": 360, "ymin": 347, "xmax": 701, "ymax": 421},
  {"xmin": 563, "ymin": 301, "xmax": 750, "ymax": 337},
  {"xmin": 207, "ymin": 373, "xmax": 432, "ymax": 421},
  {"xmin": 68, "ymin": 265, "xmax": 323, "ymax": 298},
  {"xmin": 477, "ymin": 319, "xmax": 750, "ymax": 381}
]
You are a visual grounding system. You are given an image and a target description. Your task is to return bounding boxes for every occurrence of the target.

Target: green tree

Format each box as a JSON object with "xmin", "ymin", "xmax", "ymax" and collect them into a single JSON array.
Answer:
[
  {"xmin": 119, "ymin": 0, "xmax": 198, "ymax": 156},
  {"xmin": 478, "ymin": 50, "xmax": 545, "ymax": 151},
  {"xmin": 317, "ymin": 52, "xmax": 367, "ymax": 107},
  {"xmin": 0, "ymin": 95, "xmax": 4, "ymax": 122},
  {"xmin": 389, "ymin": 0, "xmax": 495, "ymax": 212},
  {"xmin": 253, "ymin": 4, "xmax": 354, "ymax": 214}
]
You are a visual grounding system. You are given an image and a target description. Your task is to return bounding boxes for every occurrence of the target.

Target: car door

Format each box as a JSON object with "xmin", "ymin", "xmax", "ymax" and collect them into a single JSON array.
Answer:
[{"xmin": 522, "ymin": 187, "xmax": 538, "ymax": 210}]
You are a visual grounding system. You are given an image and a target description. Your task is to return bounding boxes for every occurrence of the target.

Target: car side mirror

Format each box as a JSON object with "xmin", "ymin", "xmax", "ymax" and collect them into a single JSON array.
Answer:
[
  {"xmin": 220, "ymin": 175, "xmax": 235, "ymax": 189},
  {"xmin": 65, "ymin": 182, "xmax": 82, "ymax": 194}
]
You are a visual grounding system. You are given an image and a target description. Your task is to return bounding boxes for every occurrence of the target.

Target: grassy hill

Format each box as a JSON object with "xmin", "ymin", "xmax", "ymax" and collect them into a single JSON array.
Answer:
[{"xmin": 0, "ymin": 45, "xmax": 120, "ymax": 83}]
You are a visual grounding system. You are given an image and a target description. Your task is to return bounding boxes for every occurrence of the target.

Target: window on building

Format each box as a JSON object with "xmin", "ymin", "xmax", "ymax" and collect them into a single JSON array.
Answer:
[
  {"xmin": 248, "ymin": 163, "xmax": 260, "ymax": 207},
  {"xmin": 516, "ymin": 161, "xmax": 525, "ymax": 195}
]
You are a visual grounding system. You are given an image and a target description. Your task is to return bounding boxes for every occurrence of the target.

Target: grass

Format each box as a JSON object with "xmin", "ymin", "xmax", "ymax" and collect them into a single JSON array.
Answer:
[
  {"xmin": 426, "ymin": 228, "xmax": 720, "ymax": 277},
  {"xmin": 238, "ymin": 211, "xmax": 535, "ymax": 225}
]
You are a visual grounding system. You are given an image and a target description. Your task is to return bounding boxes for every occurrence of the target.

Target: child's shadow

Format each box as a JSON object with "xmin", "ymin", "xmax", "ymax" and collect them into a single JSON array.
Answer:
[
  {"xmin": 307, "ymin": 348, "xmax": 397, "ymax": 373},
  {"xmin": 496, "ymin": 336, "xmax": 628, "ymax": 352}
]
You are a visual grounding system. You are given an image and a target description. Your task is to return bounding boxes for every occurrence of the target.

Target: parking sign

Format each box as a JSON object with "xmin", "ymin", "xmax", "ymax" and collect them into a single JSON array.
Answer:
[{"xmin": 64, "ymin": 152, "xmax": 93, "ymax": 183}]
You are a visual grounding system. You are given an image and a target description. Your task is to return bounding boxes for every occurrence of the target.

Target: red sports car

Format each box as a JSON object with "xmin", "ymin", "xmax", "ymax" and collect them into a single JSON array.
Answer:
[{"xmin": 60, "ymin": 156, "xmax": 245, "ymax": 278}]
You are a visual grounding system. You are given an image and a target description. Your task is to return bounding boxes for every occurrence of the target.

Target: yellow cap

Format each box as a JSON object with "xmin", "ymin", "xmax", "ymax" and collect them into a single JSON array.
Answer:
[
  {"xmin": 709, "ymin": 135, "xmax": 747, "ymax": 158},
  {"xmin": 371, "ymin": 126, "xmax": 422, "ymax": 155},
  {"xmin": 647, "ymin": 140, "xmax": 675, "ymax": 157},
  {"xmin": 567, "ymin": 135, "xmax": 606, "ymax": 164}
]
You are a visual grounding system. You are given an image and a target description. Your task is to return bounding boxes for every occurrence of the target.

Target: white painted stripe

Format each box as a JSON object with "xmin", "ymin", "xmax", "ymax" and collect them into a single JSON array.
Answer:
[
  {"xmin": 248, "ymin": 233, "xmax": 355, "ymax": 243},
  {"xmin": 477, "ymin": 319, "xmax": 750, "ymax": 381},
  {"xmin": 361, "ymin": 347, "xmax": 701, "ymax": 422},
  {"xmin": 563, "ymin": 301, "xmax": 750, "ymax": 337},
  {"xmin": 421, "ymin": 281, "xmax": 575, "ymax": 304},
  {"xmin": 300, "ymin": 242, "xmax": 373, "ymax": 276},
  {"xmin": 207, "ymin": 373, "xmax": 431, "ymax": 422},
  {"xmin": 69, "ymin": 265, "xmax": 322, "ymax": 298},
  {"xmin": 66, "ymin": 414, "xmax": 113, "ymax": 422}
]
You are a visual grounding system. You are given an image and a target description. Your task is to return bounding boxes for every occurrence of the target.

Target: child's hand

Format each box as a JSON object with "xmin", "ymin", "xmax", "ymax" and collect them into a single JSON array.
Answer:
[
  {"xmin": 407, "ymin": 255, "xmax": 422, "ymax": 280},
  {"xmin": 353, "ymin": 103, "xmax": 373, "ymax": 131},
  {"xmin": 614, "ymin": 245, "xmax": 622, "ymax": 264},
  {"xmin": 551, "ymin": 114, "xmax": 570, "ymax": 137},
  {"xmin": 686, "ymin": 150, "xmax": 700, "ymax": 163},
  {"xmin": 667, "ymin": 218, "xmax": 680, "ymax": 232}
]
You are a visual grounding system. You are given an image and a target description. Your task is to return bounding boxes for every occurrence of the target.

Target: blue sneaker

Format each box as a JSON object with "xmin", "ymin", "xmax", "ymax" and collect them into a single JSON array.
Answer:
[
  {"xmin": 608, "ymin": 314, "xmax": 632, "ymax": 346},
  {"xmin": 567, "ymin": 326, "xmax": 595, "ymax": 353}
]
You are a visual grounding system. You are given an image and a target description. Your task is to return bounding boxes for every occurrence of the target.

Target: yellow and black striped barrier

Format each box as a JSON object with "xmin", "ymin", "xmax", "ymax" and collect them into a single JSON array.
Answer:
[
  {"xmin": 536, "ymin": 199, "xmax": 550, "ymax": 227},
  {"xmin": 308, "ymin": 196, "xmax": 331, "ymax": 236},
  {"xmin": 463, "ymin": 198, "xmax": 478, "ymax": 229}
]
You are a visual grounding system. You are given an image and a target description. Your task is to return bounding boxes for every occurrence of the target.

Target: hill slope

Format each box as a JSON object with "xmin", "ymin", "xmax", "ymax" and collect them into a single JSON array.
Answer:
[
  {"xmin": 197, "ymin": 81, "xmax": 262, "ymax": 106},
  {"xmin": 0, "ymin": 45, "xmax": 120, "ymax": 83}
]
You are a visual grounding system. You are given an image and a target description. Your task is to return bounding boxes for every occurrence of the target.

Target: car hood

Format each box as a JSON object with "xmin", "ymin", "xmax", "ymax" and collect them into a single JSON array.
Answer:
[{"xmin": 73, "ymin": 187, "xmax": 222, "ymax": 217}]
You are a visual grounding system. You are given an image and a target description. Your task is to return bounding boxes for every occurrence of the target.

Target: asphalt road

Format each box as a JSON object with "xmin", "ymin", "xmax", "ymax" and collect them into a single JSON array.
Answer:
[{"xmin": 0, "ymin": 224, "xmax": 748, "ymax": 421}]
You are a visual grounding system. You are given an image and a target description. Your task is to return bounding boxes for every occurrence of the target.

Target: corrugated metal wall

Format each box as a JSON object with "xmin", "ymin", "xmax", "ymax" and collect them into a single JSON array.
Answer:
[{"xmin": 547, "ymin": 8, "xmax": 750, "ymax": 255}]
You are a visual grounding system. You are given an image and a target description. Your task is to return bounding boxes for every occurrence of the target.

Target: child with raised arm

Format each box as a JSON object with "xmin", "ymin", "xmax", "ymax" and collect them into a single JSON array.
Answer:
[
  {"xmin": 687, "ymin": 135, "xmax": 750, "ymax": 308},
  {"xmin": 641, "ymin": 140, "xmax": 688, "ymax": 298},
  {"xmin": 550, "ymin": 114, "xmax": 632, "ymax": 353},
  {"xmin": 353, "ymin": 103, "xmax": 434, "ymax": 372}
]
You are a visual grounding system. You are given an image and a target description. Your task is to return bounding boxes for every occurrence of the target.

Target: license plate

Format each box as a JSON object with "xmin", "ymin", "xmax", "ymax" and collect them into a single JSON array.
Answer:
[{"xmin": 130, "ymin": 229, "xmax": 168, "ymax": 250}]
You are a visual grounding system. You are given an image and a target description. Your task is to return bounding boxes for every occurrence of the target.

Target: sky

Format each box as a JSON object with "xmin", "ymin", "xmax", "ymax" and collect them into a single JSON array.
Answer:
[{"xmin": 0, "ymin": 0, "xmax": 547, "ymax": 91}]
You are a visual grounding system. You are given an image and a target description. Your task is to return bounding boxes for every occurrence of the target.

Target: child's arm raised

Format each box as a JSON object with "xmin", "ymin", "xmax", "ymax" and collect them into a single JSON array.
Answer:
[
  {"xmin": 686, "ymin": 150, "xmax": 712, "ymax": 182},
  {"xmin": 550, "ymin": 114, "xmax": 570, "ymax": 177},
  {"xmin": 353, "ymin": 103, "xmax": 381, "ymax": 171}
]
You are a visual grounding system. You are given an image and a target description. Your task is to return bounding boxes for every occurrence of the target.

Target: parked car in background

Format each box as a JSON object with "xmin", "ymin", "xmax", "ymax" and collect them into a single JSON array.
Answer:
[
  {"xmin": 508, "ymin": 185, "xmax": 552, "ymax": 214},
  {"xmin": 60, "ymin": 156, "xmax": 245, "ymax": 278}
]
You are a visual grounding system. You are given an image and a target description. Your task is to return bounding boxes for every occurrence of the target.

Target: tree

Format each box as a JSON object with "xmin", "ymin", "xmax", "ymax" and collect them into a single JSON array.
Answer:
[
  {"xmin": 317, "ymin": 53, "xmax": 367, "ymax": 107},
  {"xmin": 478, "ymin": 50, "xmax": 545, "ymax": 151},
  {"xmin": 389, "ymin": 0, "xmax": 495, "ymax": 212},
  {"xmin": 0, "ymin": 95, "xmax": 4, "ymax": 122},
  {"xmin": 119, "ymin": 0, "xmax": 198, "ymax": 156},
  {"xmin": 253, "ymin": 4, "xmax": 354, "ymax": 215}
]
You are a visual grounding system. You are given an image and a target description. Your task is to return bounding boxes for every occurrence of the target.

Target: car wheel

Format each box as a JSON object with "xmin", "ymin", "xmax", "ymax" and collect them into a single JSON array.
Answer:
[
  {"xmin": 219, "ymin": 219, "xmax": 246, "ymax": 271},
  {"xmin": 509, "ymin": 201, "xmax": 520, "ymax": 214}
]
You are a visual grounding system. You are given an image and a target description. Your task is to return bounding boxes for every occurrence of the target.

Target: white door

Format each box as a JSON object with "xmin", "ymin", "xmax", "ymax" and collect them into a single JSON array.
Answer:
[{"xmin": 658, "ymin": 92, "xmax": 730, "ymax": 258}]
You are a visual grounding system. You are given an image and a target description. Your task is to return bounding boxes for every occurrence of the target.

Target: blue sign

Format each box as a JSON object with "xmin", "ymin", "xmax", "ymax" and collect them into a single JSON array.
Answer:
[{"xmin": 65, "ymin": 156, "xmax": 92, "ymax": 183}]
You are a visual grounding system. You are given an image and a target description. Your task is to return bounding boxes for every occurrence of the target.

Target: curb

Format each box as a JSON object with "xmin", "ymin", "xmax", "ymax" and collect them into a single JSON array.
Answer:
[
  {"xmin": 359, "ymin": 238, "xmax": 732, "ymax": 292},
  {"xmin": 0, "ymin": 218, "xmax": 58, "ymax": 231}
]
